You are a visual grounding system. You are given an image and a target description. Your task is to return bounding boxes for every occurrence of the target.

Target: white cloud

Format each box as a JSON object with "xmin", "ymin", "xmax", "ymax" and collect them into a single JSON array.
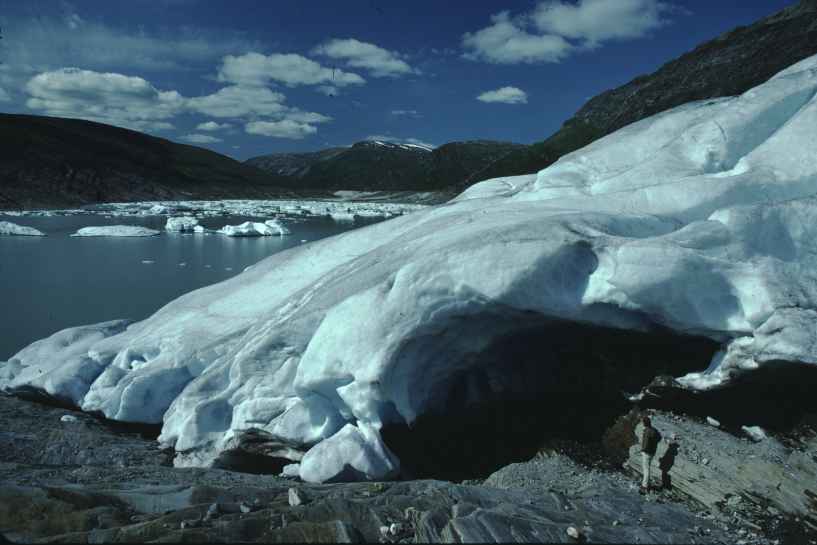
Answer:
[
  {"xmin": 196, "ymin": 121, "xmax": 232, "ymax": 131},
  {"xmin": 313, "ymin": 39, "xmax": 416, "ymax": 78},
  {"xmin": 2, "ymin": 13, "xmax": 259, "ymax": 76},
  {"xmin": 181, "ymin": 133, "xmax": 222, "ymax": 144},
  {"xmin": 246, "ymin": 120, "xmax": 317, "ymax": 139},
  {"xmin": 477, "ymin": 86, "xmax": 528, "ymax": 104},
  {"xmin": 365, "ymin": 135, "xmax": 436, "ymax": 149},
  {"xmin": 533, "ymin": 0, "xmax": 671, "ymax": 44},
  {"xmin": 25, "ymin": 68, "xmax": 184, "ymax": 132},
  {"xmin": 463, "ymin": 0, "xmax": 676, "ymax": 64},
  {"xmin": 462, "ymin": 12, "xmax": 573, "ymax": 65},
  {"xmin": 187, "ymin": 86, "xmax": 287, "ymax": 118},
  {"xmin": 217, "ymin": 52, "xmax": 365, "ymax": 87},
  {"xmin": 24, "ymin": 68, "xmax": 333, "ymax": 138},
  {"xmin": 391, "ymin": 109, "xmax": 420, "ymax": 117}
]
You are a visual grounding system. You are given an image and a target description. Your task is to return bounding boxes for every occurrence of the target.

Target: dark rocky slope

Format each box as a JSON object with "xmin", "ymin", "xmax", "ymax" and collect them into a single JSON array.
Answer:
[
  {"xmin": 2, "ymin": 392, "xmax": 814, "ymax": 543},
  {"xmin": 0, "ymin": 114, "xmax": 293, "ymax": 210},
  {"xmin": 246, "ymin": 140, "xmax": 526, "ymax": 192},
  {"xmin": 464, "ymin": 0, "xmax": 817, "ymax": 193}
]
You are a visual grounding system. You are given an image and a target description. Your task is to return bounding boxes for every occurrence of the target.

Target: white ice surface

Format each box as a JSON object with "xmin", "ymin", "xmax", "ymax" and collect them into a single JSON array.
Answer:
[
  {"xmin": 217, "ymin": 220, "xmax": 289, "ymax": 237},
  {"xmin": 165, "ymin": 217, "xmax": 201, "ymax": 232},
  {"xmin": 4, "ymin": 55, "xmax": 817, "ymax": 482},
  {"xmin": 0, "ymin": 221, "xmax": 46, "ymax": 236},
  {"xmin": 71, "ymin": 226, "xmax": 161, "ymax": 237}
]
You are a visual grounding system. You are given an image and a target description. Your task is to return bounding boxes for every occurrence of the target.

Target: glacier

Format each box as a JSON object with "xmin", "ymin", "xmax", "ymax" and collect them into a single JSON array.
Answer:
[{"xmin": 2, "ymin": 55, "xmax": 817, "ymax": 482}]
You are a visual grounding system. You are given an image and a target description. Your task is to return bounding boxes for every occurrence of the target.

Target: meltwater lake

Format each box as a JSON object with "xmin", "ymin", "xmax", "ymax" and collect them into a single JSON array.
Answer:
[{"xmin": 0, "ymin": 212, "xmax": 385, "ymax": 360}]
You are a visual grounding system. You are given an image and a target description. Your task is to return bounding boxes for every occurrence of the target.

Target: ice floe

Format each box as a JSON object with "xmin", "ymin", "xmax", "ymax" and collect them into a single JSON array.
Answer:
[
  {"xmin": 165, "ymin": 217, "xmax": 201, "ymax": 232},
  {"xmin": 71, "ymin": 226, "xmax": 161, "ymax": 237},
  {"xmin": 0, "ymin": 221, "xmax": 46, "ymax": 236},
  {"xmin": 218, "ymin": 220, "xmax": 290, "ymax": 237},
  {"xmin": 4, "ymin": 55, "xmax": 817, "ymax": 483}
]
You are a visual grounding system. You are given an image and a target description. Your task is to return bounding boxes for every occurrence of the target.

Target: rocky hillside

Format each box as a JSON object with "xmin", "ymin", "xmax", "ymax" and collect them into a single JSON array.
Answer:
[
  {"xmin": 0, "ymin": 114, "xmax": 293, "ymax": 210},
  {"xmin": 466, "ymin": 0, "xmax": 817, "ymax": 192},
  {"xmin": 246, "ymin": 140, "xmax": 526, "ymax": 192}
]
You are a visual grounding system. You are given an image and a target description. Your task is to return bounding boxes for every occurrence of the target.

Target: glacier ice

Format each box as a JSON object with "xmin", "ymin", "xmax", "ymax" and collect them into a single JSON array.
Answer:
[
  {"xmin": 217, "ymin": 220, "xmax": 290, "ymax": 237},
  {"xmin": 71, "ymin": 226, "xmax": 161, "ymax": 237},
  {"xmin": 3, "ymin": 55, "xmax": 817, "ymax": 482},
  {"xmin": 165, "ymin": 216, "xmax": 201, "ymax": 232},
  {"xmin": 0, "ymin": 221, "xmax": 46, "ymax": 236}
]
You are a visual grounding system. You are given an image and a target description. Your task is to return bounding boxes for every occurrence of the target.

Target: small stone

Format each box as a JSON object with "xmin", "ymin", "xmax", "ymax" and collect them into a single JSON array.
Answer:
[
  {"xmin": 566, "ymin": 526, "xmax": 581, "ymax": 540},
  {"xmin": 239, "ymin": 502, "xmax": 252, "ymax": 514},
  {"xmin": 612, "ymin": 520, "xmax": 620, "ymax": 527},
  {"xmin": 389, "ymin": 522, "xmax": 403, "ymax": 535},
  {"xmin": 706, "ymin": 416, "xmax": 721, "ymax": 428},
  {"xmin": 60, "ymin": 414, "xmax": 79, "ymax": 423},
  {"xmin": 702, "ymin": 458, "xmax": 710, "ymax": 466},
  {"xmin": 404, "ymin": 507, "xmax": 417, "ymax": 520}
]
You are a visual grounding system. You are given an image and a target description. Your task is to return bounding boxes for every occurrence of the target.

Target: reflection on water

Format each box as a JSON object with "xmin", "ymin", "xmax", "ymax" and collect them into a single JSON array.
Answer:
[{"xmin": 0, "ymin": 213, "xmax": 380, "ymax": 359}]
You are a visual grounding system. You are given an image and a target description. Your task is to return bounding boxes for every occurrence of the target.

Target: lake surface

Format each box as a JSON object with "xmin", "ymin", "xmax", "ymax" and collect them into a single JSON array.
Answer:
[{"xmin": 0, "ymin": 213, "xmax": 381, "ymax": 360}]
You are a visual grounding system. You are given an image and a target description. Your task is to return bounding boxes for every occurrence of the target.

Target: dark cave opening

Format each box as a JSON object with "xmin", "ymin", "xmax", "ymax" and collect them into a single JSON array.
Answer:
[
  {"xmin": 641, "ymin": 361, "xmax": 817, "ymax": 439},
  {"xmin": 381, "ymin": 319, "xmax": 720, "ymax": 482}
]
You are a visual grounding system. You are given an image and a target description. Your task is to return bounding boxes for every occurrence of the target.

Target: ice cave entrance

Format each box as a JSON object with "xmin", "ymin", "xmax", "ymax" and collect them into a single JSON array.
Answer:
[{"xmin": 382, "ymin": 318, "xmax": 720, "ymax": 482}]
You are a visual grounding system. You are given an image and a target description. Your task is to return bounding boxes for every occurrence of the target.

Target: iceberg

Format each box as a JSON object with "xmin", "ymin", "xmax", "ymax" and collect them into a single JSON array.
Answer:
[
  {"xmin": 0, "ymin": 221, "xmax": 46, "ymax": 236},
  {"xmin": 4, "ymin": 55, "xmax": 817, "ymax": 482},
  {"xmin": 218, "ymin": 220, "xmax": 289, "ymax": 237},
  {"xmin": 165, "ymin": 217, "xmax": 201, "ymax": 232},
  {"xmin": 71, "ymin": 226, "xmax": 161, "ymax": 237}
]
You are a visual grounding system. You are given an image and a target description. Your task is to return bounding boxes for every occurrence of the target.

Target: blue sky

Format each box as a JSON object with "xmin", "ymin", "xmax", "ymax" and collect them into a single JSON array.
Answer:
[{"xmin": 0, "ymin": 0, "xmax": 794, "ymax": 160}]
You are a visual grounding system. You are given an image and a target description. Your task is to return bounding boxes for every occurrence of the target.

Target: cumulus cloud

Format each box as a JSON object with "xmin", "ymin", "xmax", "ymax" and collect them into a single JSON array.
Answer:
[
  {"xmin": 463, "ymin": 0, "xmax": 675, "ymax": 64},
  {"xmin": 24, "ymin": 68, "xmax": 333, "ymax": 138},
  {"xmin": 313, "ymin": 39, "xmax": 416, "ymax": 77},
  {"xmin": 533, "ymin": 0, "xmax": 672, "ymax": 44},
  {"xmin": 187, "ymin": 86, "xmax": 287, "ymax": 118},
  {"xmin": 462, "ymin": 12, "xmax": 573, "ymax": 64},
  {"xmin": 477, "ymin": 86, "xmax": 528, "ymax": 104},
  {"xmin": 25, "ymin": 68, "xmax": 183, "ymax": 131},
  {"xmin": 196, "ymin": 121, "xmax": 232, "ymax": 131},
  {"xmin": 181, "ymin": 133, "xmax": 222, "ymax": 144},
  {"xmin": 217, "ymin": 52, "xmax": 365, "ymax": 87},
  {"xmin": 246, "ymin": 120, "xmax": 317, "ymax": 139}
]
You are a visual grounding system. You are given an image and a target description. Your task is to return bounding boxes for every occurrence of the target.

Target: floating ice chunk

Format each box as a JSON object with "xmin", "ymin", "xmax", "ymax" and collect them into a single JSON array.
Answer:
[
  {"xmin": 264, "ymin": 219, "xmax": 291, "ymax": 235},
  {"xmin": 146, "ymin": 204, "xmax": 170, "ymax": 215},
  {"xmin": 0, "ymin": 221, "xmax": 46, "ymax": 236},
  {"xmin": 330, "ymin": 212, "xmax": 355, "ymax": 222},
  {"xmin": 193, "ymin": 225, "xmax": 206, "ymax": 233},
  {"xmin": 218, "ymin": 221, "xmax": 285, "ymax": 237},
  {"xmin": 71, "ymin": 226, "xmax": 160, "ymax": 237},
  {"xmin": 706, "ymin": 416, "xmax": 721, "ymax": 428},
  {"xmin": 165, "ymin": 216, "xmax": 200, "ymax": 232},
  {"xmin": 60, "ymin": 414, "xmax": 79, "ymax": 423},
  {"xmin": 141, "ymin": 260, "xmax": 155, "ymax": 264}
]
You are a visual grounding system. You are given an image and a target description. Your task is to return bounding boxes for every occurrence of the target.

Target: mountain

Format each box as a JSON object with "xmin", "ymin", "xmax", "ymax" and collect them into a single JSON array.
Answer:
[
  {"xmin": 245, "ymin": 140, "xmax": 526, "ymax": 192},
  {"xmin": 465, "ymin": 0, "xmax": 817, "ymax": 192},
  {"xmin": 0, "ymin": 114, "xmax": 292, "ymax": 210}
]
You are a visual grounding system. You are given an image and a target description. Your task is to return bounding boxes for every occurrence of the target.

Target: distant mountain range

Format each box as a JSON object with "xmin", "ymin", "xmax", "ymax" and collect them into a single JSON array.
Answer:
[
  {"xmin": 2, "ymin": 1, "xmax": 815, "ymax": 210},
  {"xmin": 245, "ymin": 139, "xmax": 527, "ymax": 193},
  {"xmin": 0, "ymin": 114, "xmax": 293, "ymax": 210}
]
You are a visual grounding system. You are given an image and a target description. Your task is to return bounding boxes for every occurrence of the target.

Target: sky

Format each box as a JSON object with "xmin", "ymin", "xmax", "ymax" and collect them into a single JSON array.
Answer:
[{"xmin": 0, "ymin": 0, "xmax": 796, "ymax": 160}]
